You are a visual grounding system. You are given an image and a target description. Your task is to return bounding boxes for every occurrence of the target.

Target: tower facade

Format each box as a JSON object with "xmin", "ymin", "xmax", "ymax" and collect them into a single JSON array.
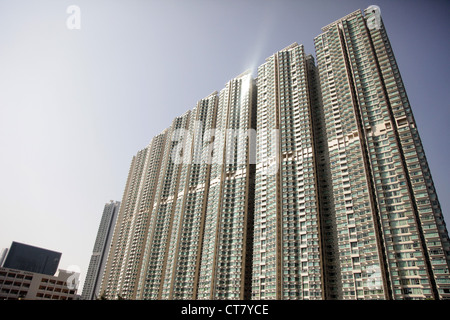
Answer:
[
  {"xmin": 196, "ymin": 71, "xmax": 256, "ymax": 300},
  {"xmin": 252, "ymin": 43, "xmax": 324, "ymax": 300},
  {"xmin": 102, "ymin": 72, "xmax": 257, "ymax": 300},
  {"xmin": 99, "ymin": 7, "xmax": 450, "ymax": 300},
  {"xmin": 314, "ymin": 7, "xmax": 450, "ymax": 299},
  {"xmin": 100, "ymin": 133, "xmax": 166, "ymax": 299}
]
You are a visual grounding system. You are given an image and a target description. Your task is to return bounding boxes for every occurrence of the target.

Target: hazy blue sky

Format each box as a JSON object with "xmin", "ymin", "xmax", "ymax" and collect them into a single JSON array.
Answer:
[{"xmin": 0, "ymin": 0, "xmax": 449, "ymax": 292}]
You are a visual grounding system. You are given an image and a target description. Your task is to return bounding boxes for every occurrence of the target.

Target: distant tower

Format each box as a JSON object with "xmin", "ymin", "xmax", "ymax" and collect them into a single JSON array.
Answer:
[{"xmin": 81, "ymin": 200, "xmax": 120, "ymax": 300}]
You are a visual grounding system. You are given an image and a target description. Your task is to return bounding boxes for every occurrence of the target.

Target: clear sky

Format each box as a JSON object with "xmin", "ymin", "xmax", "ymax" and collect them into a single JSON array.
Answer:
[{"xmin": 0, "ymin": 0, "xmax": 449, "ymax": 293}]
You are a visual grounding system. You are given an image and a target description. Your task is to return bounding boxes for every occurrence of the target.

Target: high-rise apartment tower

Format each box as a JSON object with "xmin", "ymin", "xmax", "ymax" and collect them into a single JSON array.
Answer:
[
  {"xmin": 99, "ymin": 7, "xmax": 450, "ymax": 300},
  {"xmin": 251, "ymin": 43, "xmax": 323, "ymax": 300},
  {"xmin": 313, "ymin": 7, "xmax": 450, "ymax": 300},
  {"xmin": 82, "ymin": 200, "xmax": 120, "ymax": 300}
]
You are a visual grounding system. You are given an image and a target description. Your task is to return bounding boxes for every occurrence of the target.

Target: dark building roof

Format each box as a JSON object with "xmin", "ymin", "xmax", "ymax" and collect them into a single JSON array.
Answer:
[{"xmin": 3, "ymin": 241, "xmax": 61, "ymax": 276}]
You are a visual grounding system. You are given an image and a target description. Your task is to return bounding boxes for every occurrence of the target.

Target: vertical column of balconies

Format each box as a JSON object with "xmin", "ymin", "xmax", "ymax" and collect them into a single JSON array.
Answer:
[
  {"xmin": 279, "ymin": 45, "xmax": 323, "ymax": 300},
  {"xmin": 121, "ymin": 136, "xmax": 168, "ymax": 299},
  {"xmin": 253, "ymin": 57, "xmax": 279, "ymax": 299},
  {"xmin": 212, "ymin": 71, "xmax": 255, "ymax": 299},
  {"xmin": 361, "ymin": 7, "xmax": 450, "ymax": 299},
  {"xmin": 197, "ymin": 88, "xmax": 229, "ymax": 299},
  {"xmin": 159, "ymin": 109, "xmax": 197, "ymax": 300},
  {"xmin": 313, "ymin": 7, "xmax": 450, "ymax": 300},
  {"xmin": 252, "ymin": 44, "xmax": 323, "ymax": 300},
  {"xmin": 100, "ymin": 147, "xmax": 149, "ymax": 299},
  {"xmin": 134, "ymin": 132, "xmax": 167, "ymax": 299},
  {"xmin": 139, "ymin": 112, "xmax": 191, "ymax": 299},
  {"xmin": 165, "ymin": 93, "xmax": 218, "ymax": 299},
  {"xmin": 314, "ymin": 11, "xmax": 387, "ymax": 300},
  {"xmin": 307, "ymin": 52, "xmax": 341, "ymax": 300}
]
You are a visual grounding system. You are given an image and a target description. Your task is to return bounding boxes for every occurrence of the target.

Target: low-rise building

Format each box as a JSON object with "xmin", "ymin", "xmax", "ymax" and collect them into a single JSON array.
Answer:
[{"xmin": 0, "ymin": 267, "xmax": 78, "ymax": 300}]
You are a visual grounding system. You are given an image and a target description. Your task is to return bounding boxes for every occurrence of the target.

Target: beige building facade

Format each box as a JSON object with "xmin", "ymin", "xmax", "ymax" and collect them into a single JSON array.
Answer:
[{"xmin": 0, "ymin": 267, "xmax": 78, "ymax": 300}]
